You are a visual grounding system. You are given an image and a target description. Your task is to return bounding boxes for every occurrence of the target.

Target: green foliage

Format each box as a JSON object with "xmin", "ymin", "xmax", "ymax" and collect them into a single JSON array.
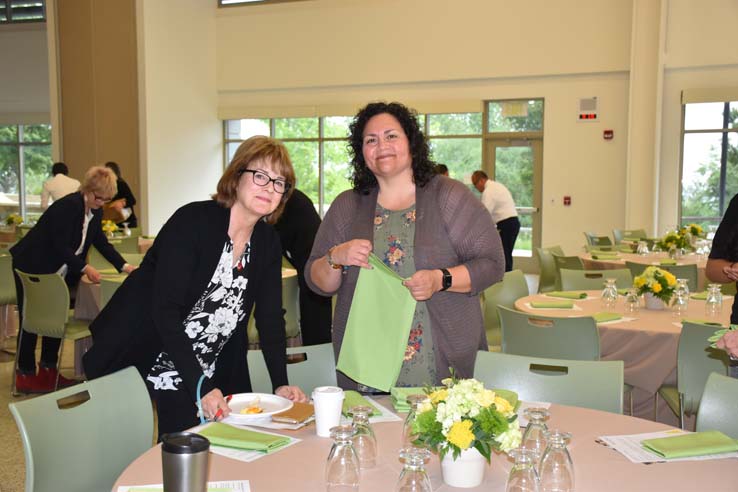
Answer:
[{"xmin": 0, "ymin": 124, "xmax": 53, "ymax": 198}]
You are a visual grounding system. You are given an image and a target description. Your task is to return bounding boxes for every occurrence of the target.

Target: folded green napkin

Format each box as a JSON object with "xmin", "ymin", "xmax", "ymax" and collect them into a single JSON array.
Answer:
[
  {"xmin": 591, "ymin": 254, "xmax": 620, "ymax": 260},
  {"xmin": 342, "ymin": 390, "xmax": 380, "ymax": 416},
  {"xmin": 690, "ymin": 291, "xmax": 708, "ymax": 300},
  {"xmin": 547, "ymin": 291, "xmax": 588, "ymax": 299},
  {"xmin": 100, "ymin": 274, "xmax": 127, "ymax": 282},
  {"xmin": 199, "ymin": 423, "xmax": 290, "ymax": 453},
  {"xmin": 623, "ymin": 236, "xmax": 641, "ymax": 242},
  {"xmin": 530, "ymin": 300, "xmax": 574, "ymax": 309},
  {"xmin": 618, "ymin": 245, "xmax": 635, "ymax": 253},
  {"xmin": 97, "ymin": 268, "xmax": 118, "ymax": 275},
  {"xmin": 617, "ymin": 288, "xmax": 629, "ymax": 296},
  {"xmin": 682, "ymin": 318, "xmax": 723, "ymax": 327},
  {"xmin": 641, "ymin": 430, "xmax": 738, "ymax": 459},
  {"xmin": 593, "ymin": 312, "xmax": 622, "ymax": 323},
  {"xmin": 659, "ymin": 259, "xmax": 678, "ymax": 266},
  {"xmin": 390, "ymin": 387, "xmax": 427, "ymax": 412}
]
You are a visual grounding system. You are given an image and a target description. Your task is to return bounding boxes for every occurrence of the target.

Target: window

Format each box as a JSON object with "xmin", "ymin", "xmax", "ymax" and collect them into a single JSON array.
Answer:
[
  {"xmin": 0, "ymin": 0, "xmax": 45, "ymax": 23},
  {"xmin": 680, "ymin": 101, "xmax": 738, "ymax": 231},
  {"xmin": 0, "ymin": 124, "xmax": 53, "ymax": 220},
  {"xmin": 425, "ymin": 112, "xmax": 482, "ymax": 187}
]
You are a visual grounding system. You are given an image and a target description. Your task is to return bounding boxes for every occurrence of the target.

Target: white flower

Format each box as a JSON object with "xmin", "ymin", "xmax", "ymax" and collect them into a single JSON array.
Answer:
[
  {"xmin": 210, "ymin": 286, "xmax": 228, "ymax": 302},
  {"xmin": 495, "ymin": 427, "xmax": 522, "ymax": 452},
  {"xmin": 232, "ymin": 277, "xmax": 248, "ymax": 290},
  {"xmin": 185, "ymin": 320, "xmax": 203, "ymax": 338}
]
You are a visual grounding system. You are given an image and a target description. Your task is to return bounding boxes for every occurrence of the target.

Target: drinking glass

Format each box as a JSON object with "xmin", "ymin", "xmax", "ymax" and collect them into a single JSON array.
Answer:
[
  {"xmin": 521, "ymin": 407, "xmax": 550, "ymax": 461},
  {"xmin": 539, "ymin": 430, "xmax": 574, "ymax": 492},
  {"xmin": 326, "ymin": 425, "xmax": 360, "ymax": 491},
  {"xmin": 396, "ymin": 447, "xmax": 432, "ymax": 492},
  {"xmin": 402, "ymin": 394, "xmax": 427, "ymax": 448},
  {"xmin": 705, "ymin": 283, "xmax": 723, "ymax": 318},
  {"xmin": 624, "ymin": 287, "xmax": 640, "ymax": 313},
  {"xmin": 600, "ymin": 279, "xmax": 618, "ymax": 310},
  {"xmin": 672, "ymin": 278, "xmax": 690, "ymax": 317},
  {"xmin": 350, "ymin": 406, "xmax": 377, "ymax": 469},
  {"xmin": 506, "ymin": 448, "xmax": 541, "ymax": 492},
  {"xmin": 636, "ymin": 241, "xmax": 649, "ymax": 255}
]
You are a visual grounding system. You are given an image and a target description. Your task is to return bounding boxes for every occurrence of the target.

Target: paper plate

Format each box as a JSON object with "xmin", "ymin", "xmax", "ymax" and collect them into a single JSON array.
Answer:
[{"xmin": 222, "ymin": 393, "xmax": 293, "ymax": 424}]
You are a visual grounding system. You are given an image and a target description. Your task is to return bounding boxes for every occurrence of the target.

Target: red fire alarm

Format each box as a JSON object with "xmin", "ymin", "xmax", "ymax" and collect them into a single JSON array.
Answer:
[
  {"xmin": 604, "ymin": 129, "xmax": 614, "ymax": 140},
  {"xmin": 563, "ymin": 196, "xmax": 571, "ymax": 206}
]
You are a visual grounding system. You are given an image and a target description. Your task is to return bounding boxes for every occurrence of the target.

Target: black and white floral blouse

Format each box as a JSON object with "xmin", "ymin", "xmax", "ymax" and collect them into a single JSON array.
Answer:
[{"xmin": 146, "ymin": 240, "xmax": 250, "ymax": 392}]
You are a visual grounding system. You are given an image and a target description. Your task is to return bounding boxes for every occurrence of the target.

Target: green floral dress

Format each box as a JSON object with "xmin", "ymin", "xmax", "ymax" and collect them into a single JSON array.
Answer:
[{"xmin": 373, "ymin": 203, "xmax": 437, "ymax": 387}]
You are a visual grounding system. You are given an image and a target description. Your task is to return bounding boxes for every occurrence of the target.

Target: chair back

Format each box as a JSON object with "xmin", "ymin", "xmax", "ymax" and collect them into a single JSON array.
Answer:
[
  {"xmin": 100, "ymin": 277, "xmax": 125, "ymax": 308},
  {"xmin": 286, "ymin": 343, "xmax": 337, "ymax": 395},
  {"xmin": 624, "ymin": 261, "xmax": 647, "ymax": 279},
  {"xmin": 676, "ymin": 322, "xmax": 729, "ymax": 415},
  {"xmin": 0, "ymin": 254, "xmax": 16, "ymax": 305},
  {"xmin": 721, "ymin": 281, "xmax": 737, "ymax": 297},
  {"xmin": 613, "ymin": 228, "xmax": 647, "ymax": 244},
  {"xmin": 122, "ymin": 253, "xmax": 145, "ymax": 267},
  {"xmin": 584, "ymin": 232, "xmax": 612, "ymax": 246},
  {"xmin": 560, "ymin": 268, "xmax": 633, "ymax": 291},
  {"xmin": 660, "ymin": 264, "xmax": 699, "ymax": 293},
  {"xmin": 15, "ymin": 270, "xmax": 70, "ymax": 337},
  {"xmin": 499, "ymin": 306, "xmax": 600, "ymax": 361},
  {"xmin": 551, "ymin": 253, "xmax": 584, "ymax": 290},
  {"xmin": 474, "ymin": 351, "xmax": 623, "ymax": 414},
  {"xmin": 8, "ymin": 366, "xmax": 154, "ymax": 492},
  {"xmin": 248, "ymin": 272, "xmax": 301, "ymax": 344},
  {"xmin": 111, "ymin": 236, "xmax": 139, "ymax": 254},
  {"xmin": 696, "ymin": 372, "xmax": 738, "ymax": 438},
  {"xmin": 535, "ymin": 245, "xmax": 564, "ymax": 293},
  {"xmin": 482, "ymin": 270, "xmax": 529, "ymax": 348},
  {"xmin": 246, "ymin": 349, "xmax": 273, "ymax": 393},
  {"xmin": 88, "ymin": 246, "xmax": 112, "ymax": 270}
]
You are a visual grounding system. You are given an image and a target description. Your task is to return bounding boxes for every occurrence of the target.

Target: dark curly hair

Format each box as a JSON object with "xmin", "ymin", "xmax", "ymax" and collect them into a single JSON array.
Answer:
[{"xmin": 348, "ymin": 101, "xmax": 435, "ymax": 194}]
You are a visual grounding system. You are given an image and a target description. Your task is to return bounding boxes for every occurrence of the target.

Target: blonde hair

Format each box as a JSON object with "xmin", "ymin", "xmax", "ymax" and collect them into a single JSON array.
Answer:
[
  {"xmin": 81, "ymin": 166, "xmax": 117, "ymax": 198},
  {"xmin": 213, "ymin": 136, "xmax": 295, "ymax": 224}
]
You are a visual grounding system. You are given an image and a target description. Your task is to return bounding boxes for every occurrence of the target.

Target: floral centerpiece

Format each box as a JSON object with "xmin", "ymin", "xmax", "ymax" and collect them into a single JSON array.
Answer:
[
  {"xmin": 655, "ymin": 230, "xmax": 690, "ymax": 251},
  {"xmin": 5, "ymin": 213, "xmax": 22, "ymax": 226},
  {"xmin": 634, "ymin": 266, "xmax": 677, "ymax": 308},
  {"xmin": 411, "ymin": 372, "xmax": 521, "ymax": 487},
  {"xmin": 101, "ymin": 219, "xmax": 118, "ymax": 236},
  {"xmin": 681, "ymin": 223, "xmax": 705, "ymax": 239}
]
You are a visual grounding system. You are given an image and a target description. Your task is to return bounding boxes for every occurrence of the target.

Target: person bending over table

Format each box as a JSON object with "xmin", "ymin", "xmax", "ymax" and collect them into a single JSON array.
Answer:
[
  {"xmin": 305, "ymin": 101, "xmax": 505, "ymax": 391},
  {"xmin": 11, "ymin": 166, "xmax": 136, "ymax": 394},
  {"xmin": 83, "ymin": 136, "xmax": 307, "ymax": 437},
  {"xmin": 706, "ymin": 193, "xmax": 738, "ymax": 324}
]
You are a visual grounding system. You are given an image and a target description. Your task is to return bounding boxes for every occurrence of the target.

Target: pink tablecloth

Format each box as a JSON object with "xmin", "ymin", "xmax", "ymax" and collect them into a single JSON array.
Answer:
[{"xmin": 113, "ymin": 398, "xmax": 738, "ymax": 491}]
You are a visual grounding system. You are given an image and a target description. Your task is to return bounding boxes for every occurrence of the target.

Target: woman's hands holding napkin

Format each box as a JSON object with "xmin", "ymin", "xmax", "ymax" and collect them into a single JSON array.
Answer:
[
  {"xmin": 276, "ymin": 385, "xmax": 309, "ymax": 403},
  {"xmin": 716, "ymin": 330, "xmax": 738, "ymax": 358}
]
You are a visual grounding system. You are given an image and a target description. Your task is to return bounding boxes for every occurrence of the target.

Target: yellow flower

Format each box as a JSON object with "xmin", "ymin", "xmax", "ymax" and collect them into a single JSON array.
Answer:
[
  {"xmin": 494, "ymin": 396, "xmax": 514, "ymax": 417},
  {"xmin": 475, "ymin": 389, "xmax": 496, "ymax": 408},
  {"xmin": 652, "ymin": 282, "xmax": 662, "ymax": 293},
  {"xmin": 429, "ymin": 389, "xmax": 448, "ymax": 404},
  {"xmin": 664, "ymin": 272, "xmax": 677, "ymax": 286},
  {"xmin": 634, "ymin": 277, "xmax": 646, "ymax": 288},
  {"xmin": 447, "ymin": 420, "xmax": 475, "ymax": 450}
]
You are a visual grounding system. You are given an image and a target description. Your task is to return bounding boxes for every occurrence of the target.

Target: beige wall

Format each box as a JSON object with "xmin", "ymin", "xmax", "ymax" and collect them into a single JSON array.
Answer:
[
  {"xmin": 0, "ymin": 24, "xmax": 49, "ymax": 124},
  {"xmin": 136, "ymin": 0, "xmax": 221, "ymax": 233}
]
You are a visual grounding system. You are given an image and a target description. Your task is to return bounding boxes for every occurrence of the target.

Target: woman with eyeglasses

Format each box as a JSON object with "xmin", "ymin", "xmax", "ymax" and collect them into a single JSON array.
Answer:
[
  {"xmin": 84, "ymin": 135, "xmax": 308, "ymax": 437},
  {"xmin": 11, "ymin": 166, "xmax": 136, "ymax": 394}
]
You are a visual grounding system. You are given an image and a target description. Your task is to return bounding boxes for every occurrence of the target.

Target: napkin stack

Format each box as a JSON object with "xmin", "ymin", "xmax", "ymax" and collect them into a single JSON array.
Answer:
[
  {"xmin": 591, "ymin": 253, "xmax": 620, "ymax": 260},
  {"xmin": 592, "ymin": 312, "xmax": 622, "ymax": 323},
  {"xmin": 530, "ymin": 300, "xmax": 574, "ymax": 309},
  {"xmin": 547, "ymin": 291, "xmax": 588, "ymax": 299},
  {"xmin": 659, "ymin": 259, "xmax": 678, "ymax": 266},
  {"xmin": 199, "ymin": 423, "xmax": 291, "ymax": 453},
  {"xmin": 342, "ymin": 390, "xmax": 380, "ymax": 416},
  {"xmin": 390, "ymin": 387, "xmax": 427, "ymax": 412}
]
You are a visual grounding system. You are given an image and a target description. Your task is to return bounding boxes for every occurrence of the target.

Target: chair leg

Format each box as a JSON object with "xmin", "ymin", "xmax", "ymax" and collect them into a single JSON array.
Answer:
[
  {"xmin": 10, "ymin": 327, "xmax": 25, "ymax": 397},
  {"xmin": 628, "ymin": 389, "xmax": 633, "ymax": 416},
  {"xmin": 0, "ymin": 305, "xmax": 16, "ymax": 356},
  {"xmin": 653, "ymin": 392, "xmax": 658, "ymax": 421},
  {"xmin": 678, "ymin": 393, "xmax": 685, "ymax": 430}
]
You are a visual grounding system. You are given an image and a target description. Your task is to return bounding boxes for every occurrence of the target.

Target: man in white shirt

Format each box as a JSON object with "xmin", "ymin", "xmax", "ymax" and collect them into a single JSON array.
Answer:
[
  {"xmin": 472, "ymin": 170, "xmax": 520, "ymax": 272},
  {"xmin": 41, "ymin": 162, "xmax": 81, "ymax": 209}
]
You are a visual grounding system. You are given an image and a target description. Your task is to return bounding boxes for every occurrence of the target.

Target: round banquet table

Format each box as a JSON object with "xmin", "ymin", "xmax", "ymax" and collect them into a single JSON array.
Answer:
[
  {"xmin": 580, "ymin": 251, "xmax": 708, "ymax": 290},
  {"xmin": 514, "ymin": 291, "xmax": 731, "ymax": 424},
  {"xmin": 113, "ymin": 397, "xmax": 738, "ymax": 491}
]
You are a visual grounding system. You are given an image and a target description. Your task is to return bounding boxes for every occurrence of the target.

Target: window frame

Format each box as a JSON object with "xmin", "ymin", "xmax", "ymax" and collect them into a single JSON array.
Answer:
[
  {"xmin": 0, "ymin": 123, "xmax": 52, "ymax": 219},
  {"xmin": 1, "ymin": 0, "xmax": 46, "ymax": 24}
]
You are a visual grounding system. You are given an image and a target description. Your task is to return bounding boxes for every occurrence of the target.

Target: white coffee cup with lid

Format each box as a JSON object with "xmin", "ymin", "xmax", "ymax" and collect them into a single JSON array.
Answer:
[{"xmin": 312, "ymin": 386, "xmax": 345, "ymax": 437}]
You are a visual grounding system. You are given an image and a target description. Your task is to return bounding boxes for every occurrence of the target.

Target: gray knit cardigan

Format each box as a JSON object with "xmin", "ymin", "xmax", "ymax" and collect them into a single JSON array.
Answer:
[{"xmin": 305, "ymin": 175, "xmax": 505, "ymax": 388}]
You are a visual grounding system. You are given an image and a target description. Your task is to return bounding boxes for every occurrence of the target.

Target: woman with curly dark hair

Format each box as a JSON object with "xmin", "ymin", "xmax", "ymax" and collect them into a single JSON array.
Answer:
[{"xmin": 305, "ymin": 101, "xmax": 505, "ymax": 390}]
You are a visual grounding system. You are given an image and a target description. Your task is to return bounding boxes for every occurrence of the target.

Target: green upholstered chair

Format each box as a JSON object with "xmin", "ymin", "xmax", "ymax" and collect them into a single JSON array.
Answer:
[
  {"xmin": 624, "ymin": 260, "xmax": 647, "ymax": 279},
  {"xmin": 535, "ymin": 245, "xmax": 564, "ymax": 293},
  {"xmin": 551, "ymin": 253, "xmax": 584, "ymax": 291},
  {"xmin": 584, "ymin": 232, "xmax": 613, "ymax": 247},
  {"xmin": 0, "ymin": 254, "xmax": 17, "ymax": 353},
  {"xmin": 613, "ymin": 228, "xmax": 648, "ymax": 244},
  {"xmin": 286, "ymin": 343, "xmax": 337, "ymax": 395},
  {"xmin": 655, "ymin": 321, "xmax": 729, "ymax": 429},
  {"xmin": 696, "ymin": 372, "xmax": 738, "ymax": 438},
  {"xmin": 559, "ymin": 268, "xmax": 633, "ymax": 291},
  {"xmin": 481, "ymin": 270, "xmax": 529, "ymax": 350},
  {"xmin": 474, "ymin": 351, "xmax": 624, "ymax": 414},
  {"xmin": 246, "ymin": 349, "xmax": 274, "ymax": 393},
  {"xmin": 12, "ymin": 270, "xmax": 91, "ymax": 395},
  {"xmin": 9, "ymin": 366, "xmax": 154, "ymax": 492}
]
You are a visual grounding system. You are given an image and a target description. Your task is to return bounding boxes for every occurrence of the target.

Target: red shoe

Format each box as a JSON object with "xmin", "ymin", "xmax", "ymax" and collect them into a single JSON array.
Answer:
[
  {"xmin": 38, "ymin": 367, "xmax": 79, "ymax": 390},
  {"xmin": 15, "ymin": 373, "xmax": 48, "ymax": 394}
]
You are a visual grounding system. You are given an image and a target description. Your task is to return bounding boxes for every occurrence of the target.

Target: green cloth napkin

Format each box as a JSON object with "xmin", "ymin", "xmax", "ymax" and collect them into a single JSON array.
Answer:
[
  {"xmin": 641, "ymin": 430, "xmax": 738, "ymax": 459},
  {"xmin": 342, "ymin": 390, "xmax": 380, "ymax": 416},
  {"xmin": 591, "ymin": 254, "xmax": 620, "ymax": 260},
  {"xmin": 97, "ymin": 268, "xmax": 118, "ymax": 275},
  {"xmin": 618, "ymin": 245, "xmax": 635, "ymax": 253},
  {"xmin": 690, "ymin": 291, "xmax": 708, "ymax": 300},
  {"xmin": 592, "ymin": 312, "xmax": 622, "ymax": 323},
  {"xmin": 199, "ymin": 423, "xmax": 290, "ymax": 453},
  {"xmin": 530, "ymin": 300, "xmax": 574, "ymax": 309},
  {"xmin": 622, "ymin": 236, "xmax": 640, "ymax": 242},
  {"xmin": 617, "ymin": 288, "xmax": 629, "ymax": 296},
  {"xmin": 390, "ymin": 387, "xmax": 427, "ymax": 412},
  {"xmin": 337, "ymin": 253, "xmax": 416, "ymax": 391},
  {"xmin": 547, "ymin": 291, "xmax": 588, "ymax": 299},
  {"xmin": 659, "ymin": 259, "xmax": 678, "ymax": 266},
  {"xmin": 681, "ymin": 318, "xmax": 723, "ymax": 327}
]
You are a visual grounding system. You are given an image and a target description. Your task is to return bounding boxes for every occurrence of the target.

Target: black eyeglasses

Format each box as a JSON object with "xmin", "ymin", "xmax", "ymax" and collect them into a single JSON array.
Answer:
[
  {"xmin": 93, "ymin": 193, "xmax": 112, "ymax": 203},
  {"xmin": 240, "ymin": 169, "xmax": 291, "ymax": 194}
]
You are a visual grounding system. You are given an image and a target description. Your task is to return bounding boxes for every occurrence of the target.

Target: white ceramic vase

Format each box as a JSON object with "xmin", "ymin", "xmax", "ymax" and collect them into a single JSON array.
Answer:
[
  {"xmin": 440, "ymin": 447, "xmax": 487, "ymax": 488},
  {"xmin": 644, "ymin": 292, "xmax": 665, "ymax": 310}
]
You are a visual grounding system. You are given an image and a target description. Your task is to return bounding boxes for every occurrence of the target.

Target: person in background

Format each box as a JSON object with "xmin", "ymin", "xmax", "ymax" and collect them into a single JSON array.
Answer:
[
  {"xmin": 40, "ymin": 162, "xmax": 81, "ymax": 209},
  {"xmin": 274, "ymin": 188, "xmax": 333, "ymax": 345},
  {"xmin": 436, "ymin": 164, "xmax": 449, "ymax": 176},
  {"xmin": 11, "ymin": 166, "xmax": 135, "ymax": 394},
  {"xmin": 306, "ymin": 101, "xmax": 504, "ymax": 390},
  {"xmin": 84, "ymin": 136, "xmax": 307, "ymax": 437},
  {"xmin": 104, "ymin": 161, "xmax": 138, "ymax": 227},
  {"xmin": 706, "ymin": 193, "xmax": 738, "ymax": 324},
  {"xmin": 471, "ymin": 170, "xmax": 520, "ymax": 272}
]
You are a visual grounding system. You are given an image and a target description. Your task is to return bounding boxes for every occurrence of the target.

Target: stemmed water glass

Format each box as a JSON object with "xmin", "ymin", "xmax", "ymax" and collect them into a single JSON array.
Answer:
[
  {"xmin": 539, "ymin": 430, "xmax": 574, "ymax": 492},
  {"xmin": 402, "ymin": 394, "xmax": 427, "ymax": 448},
  {"xmin": 506, "ymin": 448, "xmax": 541, "ymax": 492},
  {"xmin": 326, "ymin": 425, "xmax": 360, "ymax": 491},
  {"xmin": 705, "ymin": 283, "xmax": 723, "ymax": 317},
  {"xmin": 396, "ymin": 447, "xmax": 432, "ymax": 492},
  {"xmin": 350, "ymin": 406, "xmax": 377, "ymax": 469},
  {"xmin": 624, "ymin": 287, "xmax": 640, "ymax": 313},
  {"xmin": 601, "ymin": 279, "xmax": 618, "ymax": 310},
  {"xmin": 672, "ymin": 278, "xmax": 690, "ymax": 317},
  {"xmin": 521, "ymin": 408, "xmax": 550, "ymax": 461}
]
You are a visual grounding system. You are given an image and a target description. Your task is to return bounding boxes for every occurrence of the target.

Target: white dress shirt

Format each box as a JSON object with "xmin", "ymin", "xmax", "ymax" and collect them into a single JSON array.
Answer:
[
  {"xmin": 480, "ymin": 179, "xmax": 518, "ymax": 224},
  {"xmin": 41, "ymin": 174, "xmax": 81, "ymax": 209}
]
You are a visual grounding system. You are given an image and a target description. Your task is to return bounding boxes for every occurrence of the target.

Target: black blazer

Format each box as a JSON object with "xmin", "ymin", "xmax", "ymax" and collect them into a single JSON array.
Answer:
[
  {"xmin": 113, "ymin": 178, "xmax": 137, "ymax": 227},
  {"xmin": 83, "ymin": 200, "xmax": 288, "ymax": 401},
  {"xmin": 274, "ymin": 188, "xmax": 322, "ymax": 272},
  {"xmin": 10, "ymin": 192, "xmax": 126, "ymax": 277}
]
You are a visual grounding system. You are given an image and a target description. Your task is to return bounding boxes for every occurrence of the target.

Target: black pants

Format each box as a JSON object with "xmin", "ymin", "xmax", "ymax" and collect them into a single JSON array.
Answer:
[
  {"xmin": 13, "ymin": 266, "xmax": 81, "ymax": 373},
  {"xmin": 154, "ymin": 387, "xmax": 200, "ymax": 440},
  {"xmin": 296, "ymin": 270, "xmax": 332, "ymax": 346},
  {"xmin": 496, "ymin": 216, "xmax": 521, "ymax": 272}
]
